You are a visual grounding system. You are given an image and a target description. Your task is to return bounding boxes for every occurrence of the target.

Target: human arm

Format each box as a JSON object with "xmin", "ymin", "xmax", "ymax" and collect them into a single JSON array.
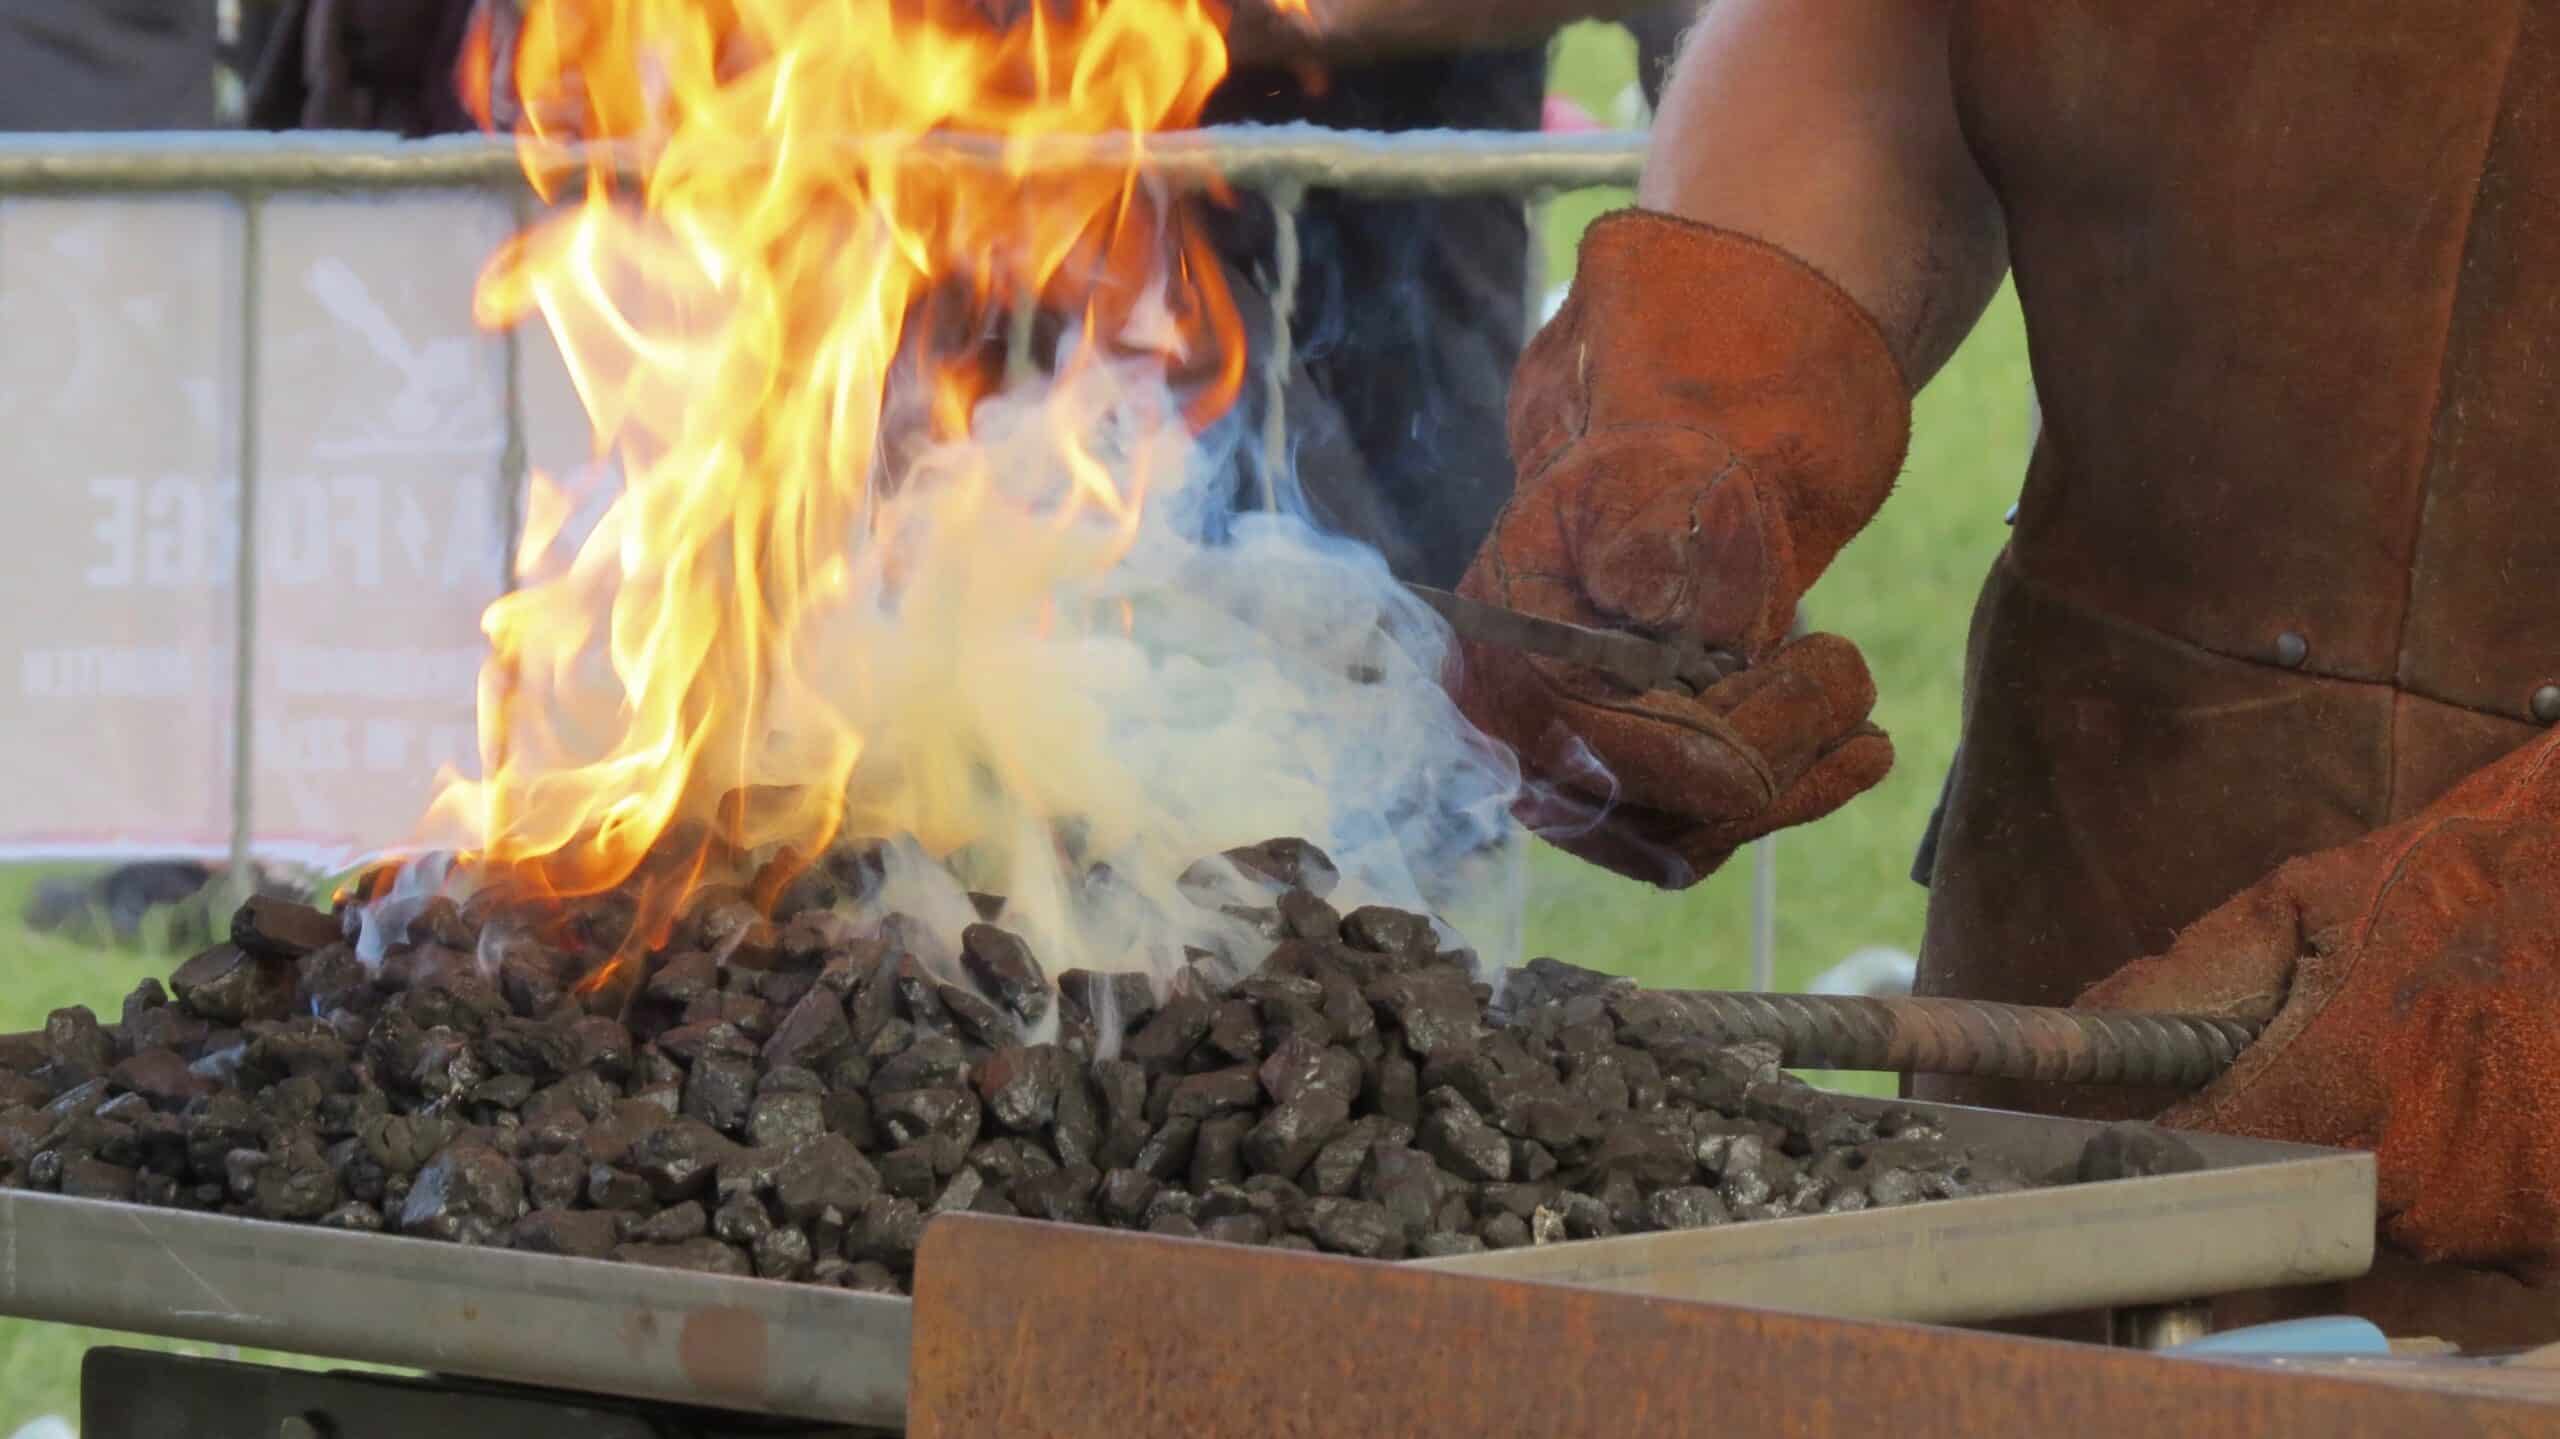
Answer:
[
  {"xmin": 1452, "ymin": 0, "xmax": 2008, "ymax": 886},
  {"xmin": 1639, "ymin": 0, "xmax": 2005, "ymax": 383}
]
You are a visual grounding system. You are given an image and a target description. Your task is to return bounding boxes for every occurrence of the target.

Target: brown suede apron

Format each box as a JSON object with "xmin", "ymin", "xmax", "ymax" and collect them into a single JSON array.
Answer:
[{"xmin": 1913, "ymin": 0, "xmax": 2560, "ymax": 1343}]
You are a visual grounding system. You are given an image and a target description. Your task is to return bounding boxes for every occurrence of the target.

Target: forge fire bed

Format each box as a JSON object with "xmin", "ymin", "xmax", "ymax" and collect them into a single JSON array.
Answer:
[{"xmin": 0, "ymin": 1097, "xmax": 2374, "ymax": 1429}]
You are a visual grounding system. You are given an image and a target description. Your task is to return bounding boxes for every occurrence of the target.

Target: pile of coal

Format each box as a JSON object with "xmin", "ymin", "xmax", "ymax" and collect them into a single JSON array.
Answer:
[{"xmin": 0, "ymin": 841, "xmax": 2142, "ymax": 1295}]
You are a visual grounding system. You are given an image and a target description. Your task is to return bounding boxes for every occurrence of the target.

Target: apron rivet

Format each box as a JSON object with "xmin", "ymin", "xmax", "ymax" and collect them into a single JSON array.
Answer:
[
  {"xmin": 2533, "ymin": 686, "xmax": 2560, "ymax": 725},
  {"xmin": 2275, "ymin": 632, "xmax": 2309, "ymax": 669}
]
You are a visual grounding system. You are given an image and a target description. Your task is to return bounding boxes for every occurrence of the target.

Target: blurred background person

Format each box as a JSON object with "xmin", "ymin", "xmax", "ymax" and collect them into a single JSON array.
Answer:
[
  {"xmin": 1212, "ymin": 2, "xmax": 1704, "ymax": 585},
  {"xmin": 0, "ymin": 0, "xmax": 216, "ymax": 131},
  {"xmin": 244, "ymin": 0, "xmax": 478, "ymax": 133},
  {"xmin": 243, "ymin": 0, "xmax": 1706, "ymax": 587}
]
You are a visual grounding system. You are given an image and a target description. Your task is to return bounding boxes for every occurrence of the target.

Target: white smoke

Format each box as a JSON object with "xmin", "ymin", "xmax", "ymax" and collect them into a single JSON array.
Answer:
[
  {"xmin": 375, "ymin": 180, "xmax": 1530, "ymax": 1004},
  {"xmin": 370, "ymin": 360, "xmax": 1524, "ymax": 1004},
  {"xmin": 806, "ymin": 352, "xmax": 1524, "ymax": 989}
]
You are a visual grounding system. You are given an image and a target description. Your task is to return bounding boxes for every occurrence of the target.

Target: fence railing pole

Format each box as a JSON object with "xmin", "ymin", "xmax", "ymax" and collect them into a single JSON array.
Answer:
[
  {"xmin": 1259, "ymin": 181, "xmax": 1305, "ymax": 510},
  {"xmin": 0, "ymin": 129, "xmax": 1647, "ymax": 200},
  {"xmin": 1750, "ymin": 836, "xmax": 1777, "ymax": 993},
  {"xmin": 225, "ymin": 194, "xmax": 264, "ymax": 907},
  {"xmin": 1523, "ymin": 186, "xmax": 1554, "ymax": 326}
]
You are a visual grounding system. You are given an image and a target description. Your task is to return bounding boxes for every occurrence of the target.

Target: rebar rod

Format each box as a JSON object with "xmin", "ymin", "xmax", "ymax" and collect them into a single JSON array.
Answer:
[{"xmin": 1662, "ymin": 991, "xmax": 2261, "ymax": 1091}]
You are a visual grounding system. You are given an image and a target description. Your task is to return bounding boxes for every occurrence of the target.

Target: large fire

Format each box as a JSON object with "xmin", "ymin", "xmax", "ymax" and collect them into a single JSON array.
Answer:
[{"xmin": 416, "ymin": 0, "xmax": 1517, "ymax": 990}]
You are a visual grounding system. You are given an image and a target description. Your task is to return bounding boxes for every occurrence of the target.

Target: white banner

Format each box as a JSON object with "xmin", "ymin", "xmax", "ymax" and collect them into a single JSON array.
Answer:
[
  {"xmin": 2, "ymin": 196, "xmax": 240, "ymax": 860},
  {"xmin": 0, "ymin": 192, "xmax": 581, "ymax": 870}
]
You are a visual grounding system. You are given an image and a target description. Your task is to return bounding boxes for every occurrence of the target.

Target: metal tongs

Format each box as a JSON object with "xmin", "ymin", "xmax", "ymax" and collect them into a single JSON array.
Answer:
[{"xmin": 1405, "ymin": 583, "xmax": 1744, "ymax": 697}]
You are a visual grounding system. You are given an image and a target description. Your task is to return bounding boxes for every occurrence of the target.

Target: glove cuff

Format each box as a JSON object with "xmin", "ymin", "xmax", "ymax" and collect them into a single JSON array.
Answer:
[{"xmin": 1510, "ymin": 209, "xmax": 1913, "ymax": 612}]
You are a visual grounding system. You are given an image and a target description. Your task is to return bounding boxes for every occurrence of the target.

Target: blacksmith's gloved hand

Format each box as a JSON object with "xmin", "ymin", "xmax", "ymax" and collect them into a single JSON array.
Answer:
[
  {"xmin": 2080, "ymin": 729, "xmax": 2560, "ymax": 1280},
  {"xmin": 1455, "ymin": 210, "xmax": 1911, "ymax": 887}
]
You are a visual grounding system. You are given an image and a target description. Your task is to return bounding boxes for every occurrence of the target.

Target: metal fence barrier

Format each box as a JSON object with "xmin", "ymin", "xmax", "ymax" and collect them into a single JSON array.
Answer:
[{"xmin": 0, "ymin": 124, "xmax": 1788, "ymax": 991}]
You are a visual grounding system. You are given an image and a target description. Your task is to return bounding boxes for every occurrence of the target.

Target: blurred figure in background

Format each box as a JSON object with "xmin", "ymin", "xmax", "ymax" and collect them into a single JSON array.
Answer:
[
  {"xmin": 1214, "ymin": 3, "xmax": 1705, "ymax": 585},
  {"xmin": 0, "ymin": 0, "xmax": 215, "ymax": 131},
  {"xmin": 22, "ymin": 863, "xmax": 223, "ymax": 952},
  {"xmin": 245, "ymin": 0, "xmax": 478, "ymax": 134},
  {"xmin": 1197, "ymin": 40, "xmax": 1550, "ymax": 586},
  {"xmin": 245, "ymin": 0, "xmax": 1704, "ymax": 587}
]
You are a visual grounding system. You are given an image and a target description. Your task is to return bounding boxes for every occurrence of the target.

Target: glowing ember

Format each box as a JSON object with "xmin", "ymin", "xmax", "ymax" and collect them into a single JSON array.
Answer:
[{"xmin": 417, "ymin": 0, "xmax": 1517, "ymax": 989}]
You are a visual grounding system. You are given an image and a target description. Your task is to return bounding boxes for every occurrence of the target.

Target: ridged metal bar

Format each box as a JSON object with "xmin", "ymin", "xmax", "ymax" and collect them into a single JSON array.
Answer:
[
  {"xmin": 1664, "ymin": 991, "xmax": 2262, "ymax": 1091},
  {"xmin": 1749, "ymin": 835, "xmax": 1777, "ymax": 992},
  {"xmin": 1261, "ymin": 180, "xmax": 1304, "ymax": 506},
  {"xmin": 224, "ymin": 196, "xmax": 263, "ymax": 909},
  {"xmin": 0, "ymin": 126, "xmax": 1645, "ymax": 198}
]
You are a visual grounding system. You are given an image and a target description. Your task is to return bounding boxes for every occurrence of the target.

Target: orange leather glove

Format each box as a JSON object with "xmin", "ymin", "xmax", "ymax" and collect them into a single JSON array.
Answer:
[
  {"xmin": 1456, "ymin": 211, "xmax": 1910, "ymax": 886},
  {"xmin": 2081, "ymin": 729, "xmax": 2560, "ymax": 1279}
]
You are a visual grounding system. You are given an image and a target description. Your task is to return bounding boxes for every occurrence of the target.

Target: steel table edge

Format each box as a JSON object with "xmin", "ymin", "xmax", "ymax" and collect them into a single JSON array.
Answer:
[{"xmin": 0, "ymin": 1190, "xmax": 912, "ymax": 1427}]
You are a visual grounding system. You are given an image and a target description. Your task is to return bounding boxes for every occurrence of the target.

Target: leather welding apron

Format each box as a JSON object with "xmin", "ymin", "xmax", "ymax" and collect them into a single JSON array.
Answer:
[{"xmin": 1915, "ymin": 0, "xmax": 2560, "ymax": 1344}]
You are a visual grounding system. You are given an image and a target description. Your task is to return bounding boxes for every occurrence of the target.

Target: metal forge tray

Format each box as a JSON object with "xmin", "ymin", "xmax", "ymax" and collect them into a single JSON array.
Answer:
[{"xmin": 0, "ymin": 1099, "xmax": 2373, "ymax": 1430}]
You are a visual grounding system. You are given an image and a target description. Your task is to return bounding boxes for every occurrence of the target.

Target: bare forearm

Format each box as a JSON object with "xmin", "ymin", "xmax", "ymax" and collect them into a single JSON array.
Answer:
[{"xmin": 1638, "ymin": 0, "xmax": 2005, "ymax": 385}]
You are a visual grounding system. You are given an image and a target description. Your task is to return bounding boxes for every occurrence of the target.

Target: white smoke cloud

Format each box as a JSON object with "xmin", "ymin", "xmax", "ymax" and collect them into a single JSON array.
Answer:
[{"xmin": 806, "ymin": 353, "xmax": 1524, "ymax": 993}]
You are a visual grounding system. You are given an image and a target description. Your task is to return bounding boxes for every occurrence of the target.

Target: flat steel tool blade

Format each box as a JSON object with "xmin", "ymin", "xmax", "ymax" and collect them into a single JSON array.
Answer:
[{"xmin": 1405, "ymin": 582, "xmax": 1741, "ymax": 695}]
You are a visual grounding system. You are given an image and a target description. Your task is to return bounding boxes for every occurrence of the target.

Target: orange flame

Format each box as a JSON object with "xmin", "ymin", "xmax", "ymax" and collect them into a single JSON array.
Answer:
[{"xmin": 437, "ymin": 0, "xmax": 1252, "ymax": 964}]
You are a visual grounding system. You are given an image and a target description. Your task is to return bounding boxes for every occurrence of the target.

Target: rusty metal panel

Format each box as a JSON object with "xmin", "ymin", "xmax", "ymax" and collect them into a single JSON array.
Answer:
[{"xmin": 908, "ymin": 1214, "xmax": 2560, "ymax": 1438}]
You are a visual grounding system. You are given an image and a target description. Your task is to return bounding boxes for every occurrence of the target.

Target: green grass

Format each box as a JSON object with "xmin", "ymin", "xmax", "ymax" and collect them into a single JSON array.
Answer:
[
  {"xmin": 0, "ymin": 26, "xmax": 2032, "ymax": 1432},
  {"xmin": 0, "ymin": 869, "xmax": 314, "ymax": 1429}
]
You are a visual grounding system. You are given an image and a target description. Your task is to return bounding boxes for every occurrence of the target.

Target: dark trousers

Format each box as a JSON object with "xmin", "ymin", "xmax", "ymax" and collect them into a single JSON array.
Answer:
[
  {"xmin": 1203, "ymin": 48, "xmax": 1548, "ymax": 586},
  {"xmin": 1213, "ymin": 186, "xmax": 1531, "ymax": 587}
]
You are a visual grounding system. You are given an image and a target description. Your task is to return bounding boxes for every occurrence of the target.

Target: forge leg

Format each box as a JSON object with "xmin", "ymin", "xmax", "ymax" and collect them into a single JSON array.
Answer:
[{"xmin": 2111, "ymin": 1300, "xmax": 2217, "ymax": 1350}]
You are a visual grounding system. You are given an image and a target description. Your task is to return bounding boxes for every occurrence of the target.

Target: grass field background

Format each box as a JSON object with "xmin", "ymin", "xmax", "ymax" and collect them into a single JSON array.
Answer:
[{"xmin": 0, "ymin": 23, "xmax": 2031, "ymax": 1430}]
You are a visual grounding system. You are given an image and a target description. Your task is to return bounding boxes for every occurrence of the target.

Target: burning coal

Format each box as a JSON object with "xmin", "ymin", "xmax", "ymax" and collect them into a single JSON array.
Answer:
[{"xmin": 387, "ymin": 0, "xmax": 1519, "ymax": 989}]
